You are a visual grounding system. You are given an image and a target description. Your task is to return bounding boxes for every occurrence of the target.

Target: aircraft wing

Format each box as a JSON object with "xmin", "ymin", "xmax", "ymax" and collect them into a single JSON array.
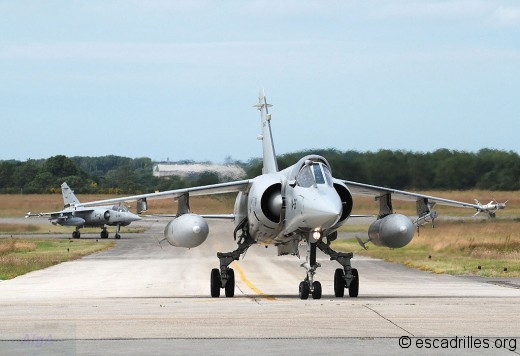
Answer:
[
  {"xmin": 25, "ymin": 208, "xmax": 95, "ymax": 219},
  {"xmin": 341, "ymin": 180, "xmax": 480, "ymax": 210},
  {"xmin": 76, "ymin": 180, "xmax": 252, "ymax": 208}
]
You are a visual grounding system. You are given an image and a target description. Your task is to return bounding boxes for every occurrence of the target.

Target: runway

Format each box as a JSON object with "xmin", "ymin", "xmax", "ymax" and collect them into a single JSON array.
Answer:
[{"xmin": 0, "ymin": 219, "xmax": 519, "ymax": 355}]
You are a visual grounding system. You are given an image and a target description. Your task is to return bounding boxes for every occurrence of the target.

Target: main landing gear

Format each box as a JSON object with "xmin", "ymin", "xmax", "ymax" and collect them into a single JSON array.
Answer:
[
  {"xmin": 72, "ymin": 228, "xmax": 81, "ymax": 239},
  {"xmin": 316, "ymin": 240, "xmax": 359, "ymax": 298},
  {"xmin": 72, "ymin": 226, "xmax": 122, "ymax": 239},
  {"xmin": 100, "ymin": 226, "xmax": 121, "ymax": 239},
  {"xmin": 211, "ymin": 220, "xmax": 254, "ymax": 298}
]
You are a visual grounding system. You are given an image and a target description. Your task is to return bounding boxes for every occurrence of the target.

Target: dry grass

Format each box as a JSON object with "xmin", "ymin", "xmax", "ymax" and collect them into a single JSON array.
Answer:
[
  {"xmin": 335, "ymin": 219, "xmax": 520, "ymax": 277},
  {"xmin": 143, "ymin": 194, "xmax": 236, "ymax": 215},
  {"xmin": 0, "ymin": 193, "xmax": 235, "ymax": 217},
  {"xmin": 0, "ymin": 239, "xmax": 36, "ymax": 254}
]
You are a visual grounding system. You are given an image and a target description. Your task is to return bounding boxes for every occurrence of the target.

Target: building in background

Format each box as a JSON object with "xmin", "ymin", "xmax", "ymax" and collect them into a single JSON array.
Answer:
[{"xmin": 153, "ymin": 163, "xmax": 246, "ymax": 181}]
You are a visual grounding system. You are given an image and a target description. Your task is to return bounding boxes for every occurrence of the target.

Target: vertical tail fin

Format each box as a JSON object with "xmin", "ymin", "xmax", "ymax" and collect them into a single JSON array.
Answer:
[
  {"xmin": 61, "ymin": 182, "xmax": 80, "ymax": 207},
  {"xmin": 253, "ymin": 89, "xmax": 278, "ymax": 174}
]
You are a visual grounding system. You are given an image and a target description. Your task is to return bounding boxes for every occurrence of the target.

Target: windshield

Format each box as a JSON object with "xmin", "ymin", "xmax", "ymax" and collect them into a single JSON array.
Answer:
[
  {"xmin": 296, "ymin": 162, "xmax": 332, "ymax": 187},
  {"xmin": 322, "ymin": 165, "xmax": 333, "ymax": 187},
  {"xmin": 297, "ymin": 165, "xmax": 314, "ymax": 188},
  {"xmin": 312, "ymin": 164, "xmax": 325, "ymax": 184}
]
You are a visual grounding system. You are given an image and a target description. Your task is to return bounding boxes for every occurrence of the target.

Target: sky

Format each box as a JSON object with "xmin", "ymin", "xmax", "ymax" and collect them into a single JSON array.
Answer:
[{"xmin": 1, "ymin": 0, "xmax": 519, "ymax": 163}]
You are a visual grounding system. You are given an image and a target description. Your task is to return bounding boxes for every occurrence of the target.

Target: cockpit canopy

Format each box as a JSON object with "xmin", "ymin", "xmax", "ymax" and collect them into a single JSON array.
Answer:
[
  {"xmin": 111, "ymin": 205, "xmax": 129, "ymax": 213},
  {"xmin": 296, "ymin": 161, "xmax": 333, "ymax": 188}
]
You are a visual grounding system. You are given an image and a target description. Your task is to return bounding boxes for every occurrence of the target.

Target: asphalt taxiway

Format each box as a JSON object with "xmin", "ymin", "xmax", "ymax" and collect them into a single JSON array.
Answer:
[{"xmin": 0, "ymin": 219, "xmax": 519, "ymax": 355}]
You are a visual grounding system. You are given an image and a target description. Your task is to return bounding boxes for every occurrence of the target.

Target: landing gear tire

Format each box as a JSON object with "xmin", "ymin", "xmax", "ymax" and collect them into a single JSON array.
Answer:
[
  {"xmin": 100, "ymin": 230, "xmax": 109, "ymax": 239},
  {"xmin": 299, "ymin": 281, "xmax": 310, "ymax": 300},
  {"xmin": 72, "ymin": 231, "xmax": 80, "ymax": 239},
  {"xmin": 225, "ymin": 269, "xmax": 235, "ymax": 298},
  {"xmin": 312, "ymin": 281, "xmax": 322, "ymax": 300},
  {"xmin": 115, "ymin": 234, "xmax": 121, "ymax": 239},
  {"xmin": 210, "ymin": 268, "xmax": 221, "ymax": 298},
  {"xmin": 334, "ymin": 268, "xmax": 345, "ymax": 297},
  {"xmin": 348, "ymin": 268, "xmax": 359, "ymax": 298}
]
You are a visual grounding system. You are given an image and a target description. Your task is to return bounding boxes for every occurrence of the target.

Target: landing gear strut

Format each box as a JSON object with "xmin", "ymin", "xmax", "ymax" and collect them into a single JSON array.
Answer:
[
  {"xmin": 211, "ymin": 220, "xmax": 254, "ymax": 298},
  {"xmin": 114, "ymin": 225, "xmax": 121, "ymax": 239},
  {"xmin": 317, "ymin": 240, "xmax": 359, "ymax": 297},
  {"xmin": 299, "ymin": 240, "xmax": 322, "ymax": 300}
]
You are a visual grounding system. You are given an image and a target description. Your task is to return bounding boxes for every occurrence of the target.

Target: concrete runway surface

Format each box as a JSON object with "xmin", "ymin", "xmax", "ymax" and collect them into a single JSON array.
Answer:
[{"xmin": 0, "ymin": 219, "xmax": 519, "ymax": 355}]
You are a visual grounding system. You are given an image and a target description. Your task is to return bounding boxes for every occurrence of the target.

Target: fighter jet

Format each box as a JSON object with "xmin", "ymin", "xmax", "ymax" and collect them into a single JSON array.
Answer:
[
  {"xmin": 78, "ymin": 90, "xmax": 507, "ymax": 299},
  {"xmin": 26, "ymin": 182, "xmax": 141, "ymax": 239}
]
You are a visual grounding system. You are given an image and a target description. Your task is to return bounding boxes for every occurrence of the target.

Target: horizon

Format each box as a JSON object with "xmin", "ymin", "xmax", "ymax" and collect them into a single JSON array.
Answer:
[{"xmin": 1, "ymin": 146, "xmax": 518, "ymax": 165}]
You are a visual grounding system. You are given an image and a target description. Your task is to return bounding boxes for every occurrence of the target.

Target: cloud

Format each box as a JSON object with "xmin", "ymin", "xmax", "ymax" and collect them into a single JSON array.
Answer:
[
  {"xmin": 2, "ymin": 40, "xmax": 519, "ymax": 65},
  {"xmin": 370, "ymin": 0, "xmax": 491, "ymax": 20},
  {"xmin": 493, "ymin": 6, "xmax": 520, "ymax": 26}
]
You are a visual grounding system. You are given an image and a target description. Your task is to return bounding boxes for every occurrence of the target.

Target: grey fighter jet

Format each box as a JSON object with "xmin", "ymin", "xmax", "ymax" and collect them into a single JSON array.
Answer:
[
  {"xmin": 78, "ymin": 90, "xmax": 506, "ymax": 299},
  {"xmin": 26, "ymin": 182, "xmax": 141, "ymax": 239}
]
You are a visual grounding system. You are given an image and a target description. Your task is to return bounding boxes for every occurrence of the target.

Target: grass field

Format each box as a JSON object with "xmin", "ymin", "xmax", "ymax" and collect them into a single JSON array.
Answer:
[
  {"xmin": 0, "ymin": 193, "xmax": 237, "ymax": 218},
  {"xmin": 335, "ymin": 218, "xmax": 520, "ymax": 277},
  {"xmin": 0, "ymin": 237, "xmax": 114, "ymax": 279},
  {"xmin": 350, "ymin": 190, "xmax": 519, "ymax": 217},
  {"xmin": 0, "ymin": 223, "xmax": 145, "ymax": 235}
]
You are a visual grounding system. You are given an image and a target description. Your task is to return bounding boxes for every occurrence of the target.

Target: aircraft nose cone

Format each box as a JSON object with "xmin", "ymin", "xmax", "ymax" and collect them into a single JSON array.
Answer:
[
  {"xmin": 131, "ymin": 214, "xmax": 142, "ymax": 221},
  {"xmin": 303, "ymin": 197, "xmax": 342, "ymax": 229}
]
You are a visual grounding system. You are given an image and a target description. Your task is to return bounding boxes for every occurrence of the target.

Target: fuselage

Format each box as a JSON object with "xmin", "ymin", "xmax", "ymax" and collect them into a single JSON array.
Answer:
[
  {"xmin": 234, "ymin": 155, "xmax": 351, "ymax": 246},
  {"xmin": 54, "ymin": 205, "xmax": 141, "ymax": 228}
]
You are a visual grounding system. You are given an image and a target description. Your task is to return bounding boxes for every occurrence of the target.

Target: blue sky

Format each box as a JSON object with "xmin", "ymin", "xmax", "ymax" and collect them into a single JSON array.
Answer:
[{"xmin": 1, "ymin": 1, "xmax": 519, "ymax": 163}]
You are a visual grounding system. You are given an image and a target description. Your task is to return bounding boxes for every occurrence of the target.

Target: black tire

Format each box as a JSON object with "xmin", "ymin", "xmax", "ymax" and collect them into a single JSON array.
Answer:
[
  {"xmin": 312, "ymin": 281, "xmax": 322, "ymax": 300},
  {"xmin": 225, "ymin": 269, "xmax": 235, "ymax": 298},
  {"xmin": 210, "ymin": 268, "xmax": 221, "ymax": 298},
  {"xmin": 115, "ymin": 234, "xmax": 121, "ymax": 239},
  {"xmin": 348, "ymin": 268, "xmax": 359, "ymax": 298},
  {"xmin": 100, "ymin": 230, "xmax": 108, "ymax": 239},
  {"xmin": 334, "ymin": 268, "xmax": 345, "ymax": 297},
  {"xmin": 72, "ymin": 231, "xmax": 80, "ymax": 239},
  {"xmin": 299, "ymin": 281, "xmax": 310, "ymax": 300}
]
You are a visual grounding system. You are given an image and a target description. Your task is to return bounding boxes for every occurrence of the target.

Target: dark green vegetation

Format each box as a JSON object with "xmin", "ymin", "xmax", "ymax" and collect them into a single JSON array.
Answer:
[
  {"xmin": 0, "ymin": 148, "xmax": 519, "ymax": 194},
  {"xmin": 0, "ymin": 237, "xmax": 114, "ymax": 279}
]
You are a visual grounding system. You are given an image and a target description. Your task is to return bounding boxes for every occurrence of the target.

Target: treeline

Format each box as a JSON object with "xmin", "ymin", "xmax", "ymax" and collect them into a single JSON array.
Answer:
[
  {"xmin": 265, "ymin": 148, "xmax": 520, "ymax": 191},
  {"xmin": 0, "ymin": 149, "xmax": 519, "ymax": 194},
  {"xmin": 0, "ymin": 155, "xmax": 221, "ymax": 194}
]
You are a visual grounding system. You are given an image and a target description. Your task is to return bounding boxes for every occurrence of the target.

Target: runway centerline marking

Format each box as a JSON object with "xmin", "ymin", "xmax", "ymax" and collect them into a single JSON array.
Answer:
[{"xmin": 232, "ymin": 262, "xmax": 276, "ymax": 301}]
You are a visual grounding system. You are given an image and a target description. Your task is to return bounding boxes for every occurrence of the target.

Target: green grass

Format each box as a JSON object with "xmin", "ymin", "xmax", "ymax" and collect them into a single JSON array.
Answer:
[
  {"xmin": 0, "ymin": 224, "xmax": 146, "ymax": 235},
  {"xmin": 334, "ymin": 219, "xmax": 520, "ymax": 277},
  {"xmin": 0, "ymin": 237, "xmax": 114, "ymax": 279}
]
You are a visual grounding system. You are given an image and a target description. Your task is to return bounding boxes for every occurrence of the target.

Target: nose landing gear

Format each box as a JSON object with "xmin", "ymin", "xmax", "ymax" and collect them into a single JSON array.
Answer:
[{"xmin": 299, "ymin": 241, "xmax": 322, "ymax": 299}]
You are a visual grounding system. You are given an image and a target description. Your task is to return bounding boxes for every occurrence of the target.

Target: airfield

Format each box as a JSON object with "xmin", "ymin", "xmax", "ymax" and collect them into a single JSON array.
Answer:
[{"xmin": 0, "ymin": 218, "xmax": 519, "ymax": 355}]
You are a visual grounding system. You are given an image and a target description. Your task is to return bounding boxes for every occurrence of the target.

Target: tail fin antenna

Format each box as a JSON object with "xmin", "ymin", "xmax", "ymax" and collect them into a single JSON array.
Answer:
[{"xmin": 253, "ymin": 88, "xmax": 278, "ymax": 174}]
